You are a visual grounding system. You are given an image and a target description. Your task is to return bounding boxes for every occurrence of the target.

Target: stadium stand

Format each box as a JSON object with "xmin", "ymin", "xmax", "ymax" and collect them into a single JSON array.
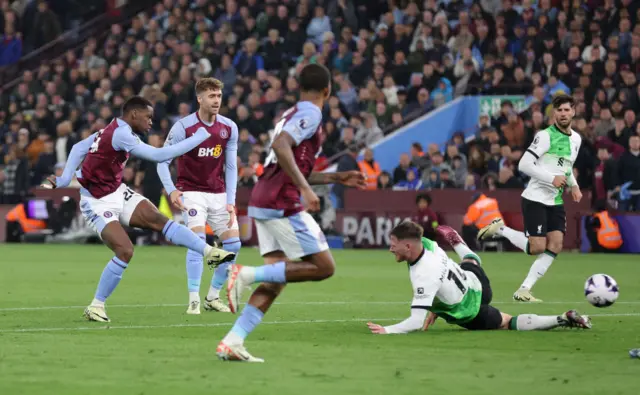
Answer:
[{"xmin": 0, "ymin": 0, "xmax": 639, "ymax": 215}]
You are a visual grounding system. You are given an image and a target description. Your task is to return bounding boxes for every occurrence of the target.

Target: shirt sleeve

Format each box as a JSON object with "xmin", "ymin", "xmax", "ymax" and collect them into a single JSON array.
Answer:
[
  {"xmin": 384, "ymin": 308, "xmax": 429, "ymax": 334},
  {"xmin": 519, "ymin": 150, "xmax": 555, "ymax": 184},
  {"xmin": 282, "ymin": 108, "xmax": 322, "ymax": 146},
  {"xmin": 526, "ymin": 130, "xmax": 551, "ymax": 159},
  {"xmin": 156, "ymin": 122, "xmax": 186, "ymax": 195},
  {"xmin": 55, "ymin": 132, "xmax": 98, "ymax": 187},
  {"xmin": 112, "ymin": 125, "xmax": 144, "ymax": 153},
  {"xmin": 225, "ymin": 122, "xmax": 239, "ymax": 205}
]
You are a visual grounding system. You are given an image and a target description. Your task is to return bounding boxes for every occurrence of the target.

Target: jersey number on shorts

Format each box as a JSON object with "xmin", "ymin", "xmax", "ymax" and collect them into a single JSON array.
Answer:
[
  {"xmin": 89, "ymin": 129, "xmax": 105, "ymax": 153},
  {"xmin": 448, "ymin": 268, "xmax": 467, "ymax": 294},
  {"xmin": 264, "ymin": 107, "xmax": 296, "ymax": 167},
  {"xmin": 123, "ymin": 187, "xmax": 134, "ymax": 202}
]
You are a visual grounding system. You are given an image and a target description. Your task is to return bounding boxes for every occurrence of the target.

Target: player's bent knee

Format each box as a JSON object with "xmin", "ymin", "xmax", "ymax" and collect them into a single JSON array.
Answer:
[
  {"xmin": 528, "ymin": 238, "xmax": 546, "ymax": 255},
  {"xmin": 499, "ymin": 313, "xmax": 512, "ymax": 330},
  {"xmin": 116, "ymin": 246, "xmax": 134, "ymax": 263},
  {"xmin": 546, "ymin": 240, "xmax": 563, "ymax": 254}
]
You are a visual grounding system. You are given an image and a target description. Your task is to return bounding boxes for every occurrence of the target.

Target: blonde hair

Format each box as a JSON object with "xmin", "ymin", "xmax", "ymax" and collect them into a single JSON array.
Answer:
[{"xmin": 195, "ymin": 78, "xmax": 224, "ymax": 95}]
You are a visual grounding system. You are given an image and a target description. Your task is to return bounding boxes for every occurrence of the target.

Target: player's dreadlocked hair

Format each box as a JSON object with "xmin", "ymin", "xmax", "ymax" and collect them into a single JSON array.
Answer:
[
  {"xmin": 390, "ymin": 221, "xmax": 424, "ymax": 241},
  {"xmin": 122, "ymin": 96, "xmax": 152, "ymax": 115}
]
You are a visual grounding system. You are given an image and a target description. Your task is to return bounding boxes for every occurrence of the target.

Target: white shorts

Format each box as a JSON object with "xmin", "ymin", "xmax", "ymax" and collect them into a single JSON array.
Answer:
[
  {"xmin": 182, "ymin": 191, "xmax": 239, "ymax": 235},
  {"xmin": 79, "ymin": 184, "xmax": 148, "ymax": 236},
  {"xmin": 255, "ymin": 211, "xmax": 329, "ymax": 259}
]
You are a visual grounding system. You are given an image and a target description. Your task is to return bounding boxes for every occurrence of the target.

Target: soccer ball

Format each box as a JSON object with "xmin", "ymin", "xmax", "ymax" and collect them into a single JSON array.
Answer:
[{"xmin": 584, "ymin": 274, "xmax": 619, "ymax": 307}]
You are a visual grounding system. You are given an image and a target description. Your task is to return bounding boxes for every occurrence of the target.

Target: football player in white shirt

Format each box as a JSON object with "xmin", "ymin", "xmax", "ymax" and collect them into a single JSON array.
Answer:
[
  {"xmin": 477, "ymin": 94, "xmax": 583, "ymax": 303},
  {"xmin": 367, "ymin": 222, "xmax": 591, "ymax": 334}
]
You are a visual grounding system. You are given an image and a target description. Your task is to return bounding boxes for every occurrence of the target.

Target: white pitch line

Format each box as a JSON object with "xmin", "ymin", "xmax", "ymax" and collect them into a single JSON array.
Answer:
[
  {"xmin": 0, "ymin": 317, "xmax": 399, "ymax": 334},
  {"xmin": 0, "ymin": 300, "xmax": 639, "ymax": 312},
  {"xmin": 0, "ymin": 313, "xmax": 636, "ymax": 334}
]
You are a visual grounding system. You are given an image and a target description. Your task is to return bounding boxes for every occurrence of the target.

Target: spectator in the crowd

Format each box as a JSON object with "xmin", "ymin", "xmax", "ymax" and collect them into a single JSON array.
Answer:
[
  {"xmin": 306, "ymin": 5, "xmax": 331, "ymax": 46},
  {"xmin": 377, "ymin": 171, "xmax": 393, "ymax": 190},
  {"xmin": 409, "ymin": 142, "xmax": 429, "ymax": 171},
  {"xmin": 413, "ymin": 193, "xmax": 439, "ymax": 239},
  {"xmin": 439, "ymin": 169, "xmax": 456, "ymax": 188},
  {"xmin": 0, "ymin": 25, "xmax": 21, "ymax": 66},
  {"xmin": 393, "ymin": 167, "xmax": 422, "ymax": 191},
  {"xmin": 2, "ymin": 146, "xmax": 29, "ymax": 204},
  {"xmin": 616, "ymin": 135, "xmax": 640, "ymax": 211},
  {"xmin": 593, "ymin": 147, "xmax": 618, "ymax": 207},
  {"xmin": 332, "ymin": 144, "xmax": 359, "ymax": 209},
  {"xmin": 355, "ymin": 113, "xmax": 383, "ymax": 148},
  {"xmin": 393, "ymin": 153, "xmax": 411, "ymax": 185}
]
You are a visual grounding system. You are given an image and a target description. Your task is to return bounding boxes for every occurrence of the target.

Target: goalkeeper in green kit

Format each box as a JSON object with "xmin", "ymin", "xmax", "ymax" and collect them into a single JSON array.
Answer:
[{"xmin": 367, "ymin": 222, "xmax": 592, "ymax": 334}]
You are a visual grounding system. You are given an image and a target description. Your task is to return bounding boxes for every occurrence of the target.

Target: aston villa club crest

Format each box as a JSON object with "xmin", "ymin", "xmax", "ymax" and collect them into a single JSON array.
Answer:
[
  {"xmin": 103, "ymin": 211, "xmax": 113, "ymax": 218},
  {"xmin": 220, "ymin": 128, "xmax": 229, "ymax": 139},
  {"xmin": 188, "ymin": 209, "xmax": 198, "ymax": 217}
]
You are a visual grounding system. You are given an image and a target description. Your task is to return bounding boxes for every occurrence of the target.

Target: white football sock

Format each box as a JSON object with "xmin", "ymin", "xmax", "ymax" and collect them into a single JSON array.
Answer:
[
  {"xmin": 499, "ymin": 226, "xmax": 528, "ymax": 251},
  {"xmin": 521, "ymin": 252, "xmax": 555, "ymax": 290},
  {"xmin": 453, "ymin": 243, "xmax": 474, "ymax": 260},
  {"xmin": 513, "ymin": 314, "xmax": 561, "ymax": 330},
  {"xmin": 189, "ymin": 292, "xmax": 200, "ymax": 303},
  {"xmin": 91, "ymin": 298, "xmax": 105, "ymax": 308},
  {"xmin": 222, "ymin": 331, "xmax": 244, "ymax": 346},
  {"xmin": 206, "ymin": 285, "xmax": 220, "ymax": 300}
]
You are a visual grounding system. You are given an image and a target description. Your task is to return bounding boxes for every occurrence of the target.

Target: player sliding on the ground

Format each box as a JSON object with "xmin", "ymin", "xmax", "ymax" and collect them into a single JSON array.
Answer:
[
  {"xmin": 42, "ymin": 96, "xmax": 235, "ymax": 323},
  {"xmin": 157, "ymin": 78, "xmax": 239, "ymax": 315},
  {"xmin": 478, "ymin": 94, "xmax": 582, "ymax": 303},
  {"xmin": 214, "ymin": 64, "xmax": 367, "ymax": 362},
  {"xmin": 367, "ymin": 221, "xmax": 591, "ymax": 334}
]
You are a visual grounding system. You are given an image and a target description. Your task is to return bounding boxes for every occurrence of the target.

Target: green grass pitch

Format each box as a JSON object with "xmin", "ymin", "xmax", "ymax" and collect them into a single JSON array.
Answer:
[{"xmin": 0, "ymin": 245, "xmax": 638, "ymax": 395}]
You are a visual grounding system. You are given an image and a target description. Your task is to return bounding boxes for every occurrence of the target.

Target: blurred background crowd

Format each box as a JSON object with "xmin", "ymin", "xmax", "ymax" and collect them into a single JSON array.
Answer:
[{"xmin": 1, "ymin": 0, "xmax": 639, "ymax": 214}]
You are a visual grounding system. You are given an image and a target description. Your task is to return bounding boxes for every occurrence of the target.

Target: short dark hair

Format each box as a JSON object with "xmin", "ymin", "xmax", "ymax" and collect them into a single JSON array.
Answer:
[
  {"xmin": 390, "ymin": 221, "xmax": 424, "ymax": 241},
  {"xmin": 552, "ymin": 94, "xmax": 576, "ymax": 109},
  {"xmin": 299, "ymin": 64, "xmax": 331, "ymax": 93},
  {"xmin": 416, "ymin": 193, "xmax": 432, "ymax": 205},
  {"xmin": 122, "ymin": 96, "xmax": 152, "ymax": 115}
]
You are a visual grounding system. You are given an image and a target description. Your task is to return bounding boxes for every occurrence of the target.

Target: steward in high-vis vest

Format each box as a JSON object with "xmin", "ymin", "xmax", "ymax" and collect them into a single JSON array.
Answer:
[
  {"xmin": 586, "ymin": 202, "xmax": 622, "ymax": 253},
  {"xmin": 358, "ymin": 148, "xmax": 381, "ymax": 190},
  {"xmin": 5, "ymin": 202, "xmax": 47, "ymax": 242}
]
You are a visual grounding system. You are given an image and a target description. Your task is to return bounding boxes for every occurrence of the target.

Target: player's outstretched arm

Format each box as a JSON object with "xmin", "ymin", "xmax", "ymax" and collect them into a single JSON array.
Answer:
[
  {"xmin": 156, "ymin": 122, "xmax": 186, "ymax": 196},
  {"xmin": 367, "ymin": 308, "xmax": 428, "ymax": 334},
  {"xmin": 308, "ymin": 171, "xmax": 367, "ymax": 187},
  {"xmin": 114, "ymin": 125, "xmax": 210, "ymax": 163},
  {"xmin": 45, "ymin": 132, "xmax": 98, "ymax": 188}
]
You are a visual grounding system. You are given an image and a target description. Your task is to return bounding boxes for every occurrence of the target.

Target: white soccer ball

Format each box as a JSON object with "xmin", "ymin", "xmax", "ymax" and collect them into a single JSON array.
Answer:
[{"xmin": 584, "ymin": 274, "xmax": 619, "ymax": 308}]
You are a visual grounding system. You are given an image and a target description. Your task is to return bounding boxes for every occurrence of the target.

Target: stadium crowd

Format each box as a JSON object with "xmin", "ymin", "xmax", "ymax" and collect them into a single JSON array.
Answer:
[{"xmin": 0, "ymin": 0, "xmax": 639, "ymax": 214}]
